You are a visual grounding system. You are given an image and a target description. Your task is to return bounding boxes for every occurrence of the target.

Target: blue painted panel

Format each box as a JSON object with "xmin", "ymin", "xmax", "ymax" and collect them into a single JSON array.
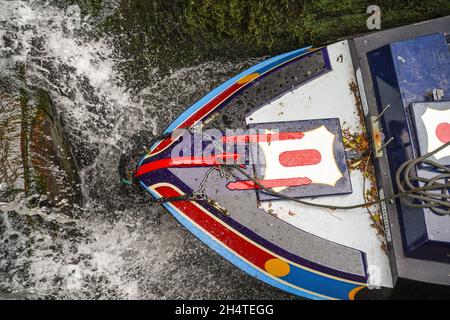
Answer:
[
  {"xmin": 368, "ymin": 33, "xmax": 450, "ymax": 263},
  {"xmin": 391, "ymin": 33, "xmax": 450, "ymax": 105}
]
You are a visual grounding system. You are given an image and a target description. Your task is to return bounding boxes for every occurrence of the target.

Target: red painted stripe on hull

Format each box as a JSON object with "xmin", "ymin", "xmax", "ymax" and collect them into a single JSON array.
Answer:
[
  {"xmin": 221, "ymin": 132, "xmax": 305, "ymax": 143},
  {"xmin": 279, "ymin": 149, "xmax": 321, "ymax": 167},
  {"xmin": 226, "ymin": 177, "xmax": 312, "ymax": 190},
  {"xmin": 151, "ymin": 82, "xmax": 244, "ymax": 155},
  {"xmin": 155, "ymin": 185, "xmax": 274, "ymax": 269},
  {"xmin": 135, "ymin": 153, "xmax": 239, "ymax": 177}
]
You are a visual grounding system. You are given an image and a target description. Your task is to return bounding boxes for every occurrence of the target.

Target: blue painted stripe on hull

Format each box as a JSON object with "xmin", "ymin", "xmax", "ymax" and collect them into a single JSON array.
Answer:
[
  {"xmin": 162, "ymin": 46, "xmax": 312, "ymax": 134},
  {"xmin": 140, "ymin": 181, "xmax": 358, "ymax": 300},
  {"xmin": 136, "ymin": 46, "xmax": 365, "ymax": 299},
  {"xmin": 138, "ymin": 46, "xmax": 312, "ymax": 166},
  {"xmin": 140, "ymin": 182, "xmax": 324, "ymax": 300}
]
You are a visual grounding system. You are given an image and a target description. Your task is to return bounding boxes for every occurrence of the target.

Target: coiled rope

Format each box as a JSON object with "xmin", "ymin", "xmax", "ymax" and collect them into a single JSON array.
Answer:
[{"xmin": 395, "ymin": 141, "xmax": 450, "ymax": 215}]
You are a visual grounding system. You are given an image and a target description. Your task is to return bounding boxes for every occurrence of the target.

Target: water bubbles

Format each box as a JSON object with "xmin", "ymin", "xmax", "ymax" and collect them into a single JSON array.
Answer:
[
  {"xmin": 0, "ymin": 0, "xmax": 289, "ymax": 300},
  {"xmin": 64, "ymin": 5, "xmax": 81, "ymax": 34}
]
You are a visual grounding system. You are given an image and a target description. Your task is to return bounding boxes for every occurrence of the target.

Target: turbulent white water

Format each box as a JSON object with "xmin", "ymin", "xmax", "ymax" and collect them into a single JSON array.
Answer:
[{"xmin": 0, "ymin": 0, "xmax": 289, "ymax": 299}]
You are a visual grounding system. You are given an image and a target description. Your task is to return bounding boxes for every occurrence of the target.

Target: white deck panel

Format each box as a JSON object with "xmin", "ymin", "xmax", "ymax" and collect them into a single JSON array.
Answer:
[{"xmin": 246, "ymin": 41, "xmax": 393, "ymax": 288}]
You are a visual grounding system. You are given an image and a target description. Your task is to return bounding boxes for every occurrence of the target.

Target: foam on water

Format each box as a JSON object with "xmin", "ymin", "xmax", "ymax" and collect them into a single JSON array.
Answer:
[{"xmin": 0, "ymin": 1, "xmax": 289, "ymax": 299}]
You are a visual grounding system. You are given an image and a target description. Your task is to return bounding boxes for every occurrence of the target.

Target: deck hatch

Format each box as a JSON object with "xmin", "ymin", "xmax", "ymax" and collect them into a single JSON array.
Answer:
[{"xmin": 247, "ymin": 118, "xmax": 352, "ymax": 201}]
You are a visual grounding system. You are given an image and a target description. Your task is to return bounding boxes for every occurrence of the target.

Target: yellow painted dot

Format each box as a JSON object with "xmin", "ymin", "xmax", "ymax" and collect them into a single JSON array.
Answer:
[
  {"xmin": 264, "ymin": 258, "xmax": 290, "ymax": 277},
  {"xmin": 237, "ymin": 73, "xmax": 260, "ymax": 85},
  {"xmin": 348, "ymin": 286, "xmax": 365, "ymax": 300}
]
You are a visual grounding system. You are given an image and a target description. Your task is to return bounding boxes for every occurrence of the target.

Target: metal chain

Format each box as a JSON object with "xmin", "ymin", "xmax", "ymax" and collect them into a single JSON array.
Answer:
[{"xmin": 192, "ymin": 167, "xmax": 216, "ymax": 201}]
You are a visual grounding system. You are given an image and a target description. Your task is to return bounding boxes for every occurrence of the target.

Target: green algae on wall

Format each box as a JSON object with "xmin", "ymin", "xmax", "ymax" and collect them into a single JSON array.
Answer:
[
  {"xmin": 22, "ymin": 88, "xmax": 82, "ymax": 210},
  {"xmin": 184, "ymin": 0, "xmax": 450, "ymax": 53},
  {"xmin": 0, "ymin": 79, "xmax": 82, "ymax": 211},
  {"xmin": 0, "ymin": 91, "xmax": 23, "ymax": 200}
]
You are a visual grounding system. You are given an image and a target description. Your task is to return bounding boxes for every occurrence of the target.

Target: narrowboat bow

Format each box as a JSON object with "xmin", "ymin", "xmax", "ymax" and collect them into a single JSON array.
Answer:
[{"xmin": 132, "ymin": 16, "xmax": 450, "ymax": 300}]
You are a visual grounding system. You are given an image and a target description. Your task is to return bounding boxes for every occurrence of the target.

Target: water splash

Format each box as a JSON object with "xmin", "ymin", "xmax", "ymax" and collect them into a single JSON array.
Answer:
[{"xmin": 0, "ymin": 0, "xmax": 291, "ymax": 299}]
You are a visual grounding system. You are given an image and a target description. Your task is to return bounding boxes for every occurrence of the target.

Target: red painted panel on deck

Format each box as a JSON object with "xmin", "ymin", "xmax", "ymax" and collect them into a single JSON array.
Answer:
[
  {"xmin": 279, "ymin": 149, "xmax": 321, "ymax": 167},
  {"xmin": 436, "ymin": 122, "xmax": 450, "ymax": 143},
  {"xmin": 154, "ymin": 185, "xmax": 274, "ymax": 269}
]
